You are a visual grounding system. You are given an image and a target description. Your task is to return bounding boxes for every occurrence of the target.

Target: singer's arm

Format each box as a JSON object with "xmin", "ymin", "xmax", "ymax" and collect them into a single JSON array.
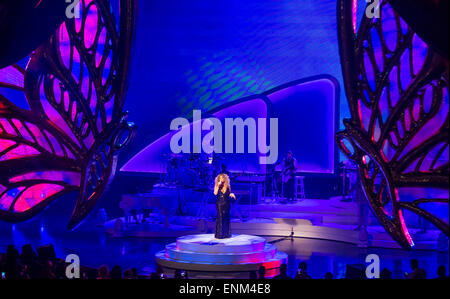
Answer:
[{"xmin": 214, "ymin": 185, "xmax": 219, "ymax": 195}]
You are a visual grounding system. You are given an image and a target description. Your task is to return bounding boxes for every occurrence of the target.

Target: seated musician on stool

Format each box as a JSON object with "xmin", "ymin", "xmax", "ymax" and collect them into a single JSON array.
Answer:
[
  {"xmin": 213, "ymin": 174, "xmax": 236, "ymax": 239},
  {"xmin": 282, "ymin": 150, "xmax": 298, "ymax": 203}
]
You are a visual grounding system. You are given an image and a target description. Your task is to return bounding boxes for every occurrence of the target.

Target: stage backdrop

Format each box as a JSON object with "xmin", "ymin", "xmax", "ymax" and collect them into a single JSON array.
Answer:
[
  {"xmin": 120, "ymin": 0, "xmax": 346, "ymax": 169},
  {"xmin": 121, "ymin": 76, "xmax": 339, "ymax": 174}
]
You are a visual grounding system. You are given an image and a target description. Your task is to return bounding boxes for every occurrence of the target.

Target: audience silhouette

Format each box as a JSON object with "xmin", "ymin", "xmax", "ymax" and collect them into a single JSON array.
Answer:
[{"xmin": 0, "ymin": 244, "xmax": 448, "ymax": 280}]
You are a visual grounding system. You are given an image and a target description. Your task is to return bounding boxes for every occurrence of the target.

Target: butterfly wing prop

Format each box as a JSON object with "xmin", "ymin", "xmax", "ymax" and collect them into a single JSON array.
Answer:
[
  {"xmin": 337, "ymin": 0, "xmax": 449, "ymax": 249},
  {"xmin": 0, "ymin": 0, "xmax": 136, "ymax": 229}
]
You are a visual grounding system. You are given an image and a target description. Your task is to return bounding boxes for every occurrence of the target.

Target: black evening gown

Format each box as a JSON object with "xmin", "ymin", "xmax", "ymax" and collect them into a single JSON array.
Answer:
[{"xmin": 215, "ymin": 188, "xmax": 231, "ymax": 239}]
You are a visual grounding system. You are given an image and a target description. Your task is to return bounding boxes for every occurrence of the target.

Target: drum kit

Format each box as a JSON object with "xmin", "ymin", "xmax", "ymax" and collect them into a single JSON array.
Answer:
[
  {"xmin": 161, "ymin": 152, "xmax": 222, "ymax": 190},
  {"xmin": 160, "ymin": 152, "xmax": 296, "ymax": 204}
]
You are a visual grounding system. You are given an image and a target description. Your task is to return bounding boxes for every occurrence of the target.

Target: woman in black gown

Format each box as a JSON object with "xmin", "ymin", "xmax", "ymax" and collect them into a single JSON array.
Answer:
[{"xmin": 214, "ymin": 174, "xmax": 236, "ymax": 239}]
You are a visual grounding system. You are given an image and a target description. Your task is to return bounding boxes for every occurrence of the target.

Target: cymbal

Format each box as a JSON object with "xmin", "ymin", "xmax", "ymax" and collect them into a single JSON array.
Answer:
[{"xmin": 161, "ymin": 153, "xmax": 183, "ymax": 158}]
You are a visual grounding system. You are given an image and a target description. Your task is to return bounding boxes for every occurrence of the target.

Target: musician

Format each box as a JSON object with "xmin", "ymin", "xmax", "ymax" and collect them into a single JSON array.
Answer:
[
  {"xmin": 213, "ymin": 173, "xmax": 236, "ymax": 239},
  {"xmin": 282, "ymin": 150, "xmax": 297, "ymax": 203}
]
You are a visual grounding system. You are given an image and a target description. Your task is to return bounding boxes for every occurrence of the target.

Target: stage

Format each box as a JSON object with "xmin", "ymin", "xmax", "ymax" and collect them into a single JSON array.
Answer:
[
  {"xmin": 154, "ymin": 234, "xmax": 287, "ymax": 278},
  {"xmin": 0, "ymin": 0, "xmax": 448, "ymax": 282},
  {"xmin": 0, "ymin": 221, "xmax": 447, "ymax": 279},
  {"xmin": 105, "ymin": 197, "xmax": 446, "ymax": 251}
]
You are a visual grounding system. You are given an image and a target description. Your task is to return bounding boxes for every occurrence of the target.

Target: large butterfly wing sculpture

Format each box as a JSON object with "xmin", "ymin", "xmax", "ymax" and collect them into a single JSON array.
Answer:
[
  {"xmin": 337, "ymin": 0, "xmax": 449, "ymax": 249},
  {"xmin": 0, "ymin": 0, "xmax": 136, "ymax": 229}
]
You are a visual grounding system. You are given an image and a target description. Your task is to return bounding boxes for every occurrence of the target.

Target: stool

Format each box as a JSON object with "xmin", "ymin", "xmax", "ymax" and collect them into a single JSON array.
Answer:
[{"xmin": 295, "ymin": 176, "xmax": 306, "ymax": 200}]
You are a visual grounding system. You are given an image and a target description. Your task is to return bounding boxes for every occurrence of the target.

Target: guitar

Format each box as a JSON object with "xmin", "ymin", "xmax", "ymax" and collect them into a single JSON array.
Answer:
[{"xmin": 281, "ymin": 165, "xmax": 299, "ymax": 183}]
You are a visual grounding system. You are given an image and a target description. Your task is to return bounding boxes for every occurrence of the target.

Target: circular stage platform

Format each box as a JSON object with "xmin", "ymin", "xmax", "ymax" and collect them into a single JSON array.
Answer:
[{"xmin": 155, "ymin": 234, "xmax": 287, "ymax": 278}]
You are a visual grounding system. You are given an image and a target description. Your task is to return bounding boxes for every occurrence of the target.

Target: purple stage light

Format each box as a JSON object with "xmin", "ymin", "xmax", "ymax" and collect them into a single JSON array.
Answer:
[
  {"xmin": 121, "ymin": 76, "xmax": 339, "ymax": 175},
  {"xmin": 265, "ymin": 77, "xmax": 338, "ymax": 174},
  {"xmin": 121, "ymin": 97, "xmax": 268, "ymax": 174}
]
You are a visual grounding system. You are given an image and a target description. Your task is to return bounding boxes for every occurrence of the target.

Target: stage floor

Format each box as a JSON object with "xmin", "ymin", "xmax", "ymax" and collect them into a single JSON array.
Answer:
[
  {"xmin": 155, "ymin": 234, "xmax": 288, "ymax": 278},
  {"xmin": 0, "ymin": 222, "xmax": 447, "ymax": 279},
  {"xmin": 106, "ymin": 197, "xmax": 445, "ymax": 250}
]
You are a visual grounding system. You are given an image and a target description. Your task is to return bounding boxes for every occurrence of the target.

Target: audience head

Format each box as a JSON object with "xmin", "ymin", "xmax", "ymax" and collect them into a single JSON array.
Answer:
[
  {"xmin": 85, "ymin": 268, "xmax": 98, "ymax": 280},
  {"xmin": 174, "ymin": 269, "xmax": 183, "ymax": 279},
  {"xmin": 131, "ymin": 268, "xmax": 138, "ymax": 279},
  {"xmin": 20, "ymin": 244, "xmax": 36, "ymax": 262},
  {"xmin": 2, "ymin": 243, "xmax": 445, "ymax": 280},
  {"xmin": 110, "ymin": 265, "xmax": 122, "ymax": 279},
  {"xmin": 97, "ymin": 265, "xmax": 109, "ymax": 279},
  {"xmin": 6, "ymin": 245, "xmax": 19, "ymax": 260},
  {"xmin": 437, "ymin": 265, "xmax": 447, "ymax": 279},
  {"xmin": 123, "ymin": 269, "xmax": 133, "ymax": 279},
  {"xmin": 298, "ymin": 262, "xmax": 307, "ymax": 272},
  {"xmin": 54, "ymin": 259, "xmax": 67, "ymax": 279},
  {"xmin": 380, "ymin": 268, "xmax": 392, "ymax": 279}
]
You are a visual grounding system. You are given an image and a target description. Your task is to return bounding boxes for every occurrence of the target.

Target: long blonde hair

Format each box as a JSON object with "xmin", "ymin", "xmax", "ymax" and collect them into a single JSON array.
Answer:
[{"xmin": 214, "ymin": 173, "xmax": 230, "ymax": 194}]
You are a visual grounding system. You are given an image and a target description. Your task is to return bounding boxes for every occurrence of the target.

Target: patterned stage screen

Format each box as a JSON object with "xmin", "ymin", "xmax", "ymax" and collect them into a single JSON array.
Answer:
[
  {"xmin": 266, "ymin": 77, "xmax": 338, "ymax": 174},
  {"xmin": 121, "ymin": 0, "xmax": 346, "ymax": 171},
  {"xmin": 122, "ymin": 76, "xmax": 339, "ymax": 174}
]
